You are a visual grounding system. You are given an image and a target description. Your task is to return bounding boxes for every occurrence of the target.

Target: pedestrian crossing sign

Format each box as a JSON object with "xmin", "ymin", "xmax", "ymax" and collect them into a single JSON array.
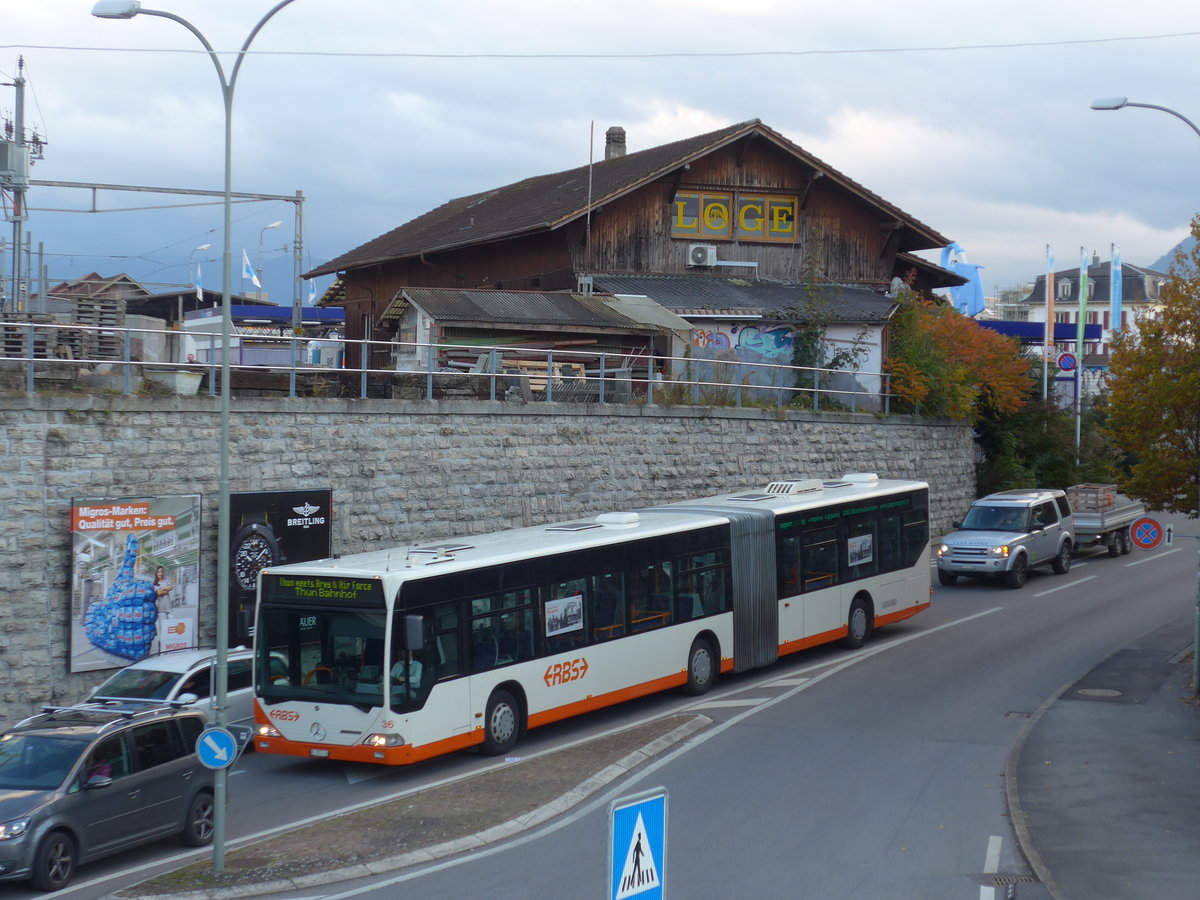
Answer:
[{"xmin": 610, "ymin": 788, "xmax": 667, "ymax": 900}]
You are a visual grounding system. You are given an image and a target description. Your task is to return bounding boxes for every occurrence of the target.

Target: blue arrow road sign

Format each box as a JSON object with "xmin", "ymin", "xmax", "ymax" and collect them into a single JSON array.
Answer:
[
  {"xmin": 610, "ymin": 789, "xmax": 667, "ymax": 900},
  {"xmin": 196, "ymin": 726, "xmax": 239, "ymax": 770}
]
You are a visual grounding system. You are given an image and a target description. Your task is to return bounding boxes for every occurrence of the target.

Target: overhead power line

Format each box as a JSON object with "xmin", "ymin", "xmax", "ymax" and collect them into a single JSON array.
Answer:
[{"xmin": 6, "ymin": 30, "xmax": 1200, "ymax": 60}]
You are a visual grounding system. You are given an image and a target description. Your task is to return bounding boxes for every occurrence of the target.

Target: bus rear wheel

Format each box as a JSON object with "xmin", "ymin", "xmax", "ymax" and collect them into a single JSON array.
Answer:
[
  {"xmin": 683, "ymin": 637, "xmax": 716, "ymax": 695},
  {"xmin": 843, "ymin": 596, "xmax": 873, "ymax": 649},
  {"xmin": 481, "ymin": 688, "xmax": 520, "ymax": 755}
]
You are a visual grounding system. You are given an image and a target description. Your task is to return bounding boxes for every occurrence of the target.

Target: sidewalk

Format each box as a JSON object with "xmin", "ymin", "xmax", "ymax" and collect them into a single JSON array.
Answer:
[{"xmin": 1008, "ymin": 613, "xmax": 1200, "ymax": 900}]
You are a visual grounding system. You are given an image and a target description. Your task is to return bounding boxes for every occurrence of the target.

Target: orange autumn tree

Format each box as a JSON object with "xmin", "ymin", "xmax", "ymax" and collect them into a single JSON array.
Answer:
[{"xmin": 884, "ymin": 297, "xmax": 1034, "ymax": 422}]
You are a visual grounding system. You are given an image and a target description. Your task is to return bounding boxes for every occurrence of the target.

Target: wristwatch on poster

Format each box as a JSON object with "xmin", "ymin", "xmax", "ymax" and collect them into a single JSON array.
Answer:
[{"xmin": 232, "ymin": 513, "xmax": 283, "ymax": 592}]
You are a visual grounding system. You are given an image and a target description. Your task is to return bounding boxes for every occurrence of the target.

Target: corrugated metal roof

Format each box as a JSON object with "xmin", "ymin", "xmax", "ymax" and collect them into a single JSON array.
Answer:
[
  {"xmin": 309, "ymin": 119, "xmax": 950, "ymax": 278},
  {"xmin": 591, "ymin": 273, "xmax": 896, "ymax": 323},
  {"xmin": 385, "ymin": 288, "xmax": 657, "ymax": 332}
]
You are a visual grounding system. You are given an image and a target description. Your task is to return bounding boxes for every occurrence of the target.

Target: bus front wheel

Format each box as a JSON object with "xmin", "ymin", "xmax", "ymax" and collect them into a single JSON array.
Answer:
[
  {"xmin": 481, "ymin": 688, "xmax": 520, "ymax": 755},
  {"xmin": 683, "ymin": 637, "xmax": 716, "ymax": 696}
]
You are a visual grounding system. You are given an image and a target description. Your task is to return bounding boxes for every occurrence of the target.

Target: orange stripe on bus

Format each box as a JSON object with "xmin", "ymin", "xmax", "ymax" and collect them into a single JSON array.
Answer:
[
  {"xmin": 876, "ymin": 601, "xmax": 931, "ymax": 628},
  {"xmin": 527, "ymin": 671, "xmax": 688, "ymax": 729}
]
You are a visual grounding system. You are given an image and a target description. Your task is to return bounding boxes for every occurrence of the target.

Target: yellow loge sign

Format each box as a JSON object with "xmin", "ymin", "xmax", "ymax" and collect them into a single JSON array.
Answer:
[{"xmin": 672, "ymin": 190, "xmax": 797, "ymax": 243}]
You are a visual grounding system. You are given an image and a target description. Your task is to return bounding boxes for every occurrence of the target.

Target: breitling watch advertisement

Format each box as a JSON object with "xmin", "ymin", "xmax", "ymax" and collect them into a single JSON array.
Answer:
[{"xmin": 228, "ymin": 489, "xmax": 333, "ymax": 645}]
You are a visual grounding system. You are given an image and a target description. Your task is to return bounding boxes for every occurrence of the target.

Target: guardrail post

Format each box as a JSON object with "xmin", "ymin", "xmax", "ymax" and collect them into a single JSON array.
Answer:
[
  {"xmin": 489, "ymin": 348, "xmax": 498, "ymax": 401},
  {"xmin": 26, "ymin": 323, "xmax": 35, "ymax": 394},
  {"xmin": 735, "ymin": 362, "xmax": 743, "ymax": 408},
  {"xmin": 813, "ymin": 368, "xmax": 820, "ymax": 412},
  {"xmin": 546, "ymin": 350, "xmax": 554, "ymax": 402},
  {"xmin": 884, "ymin": 373, "xmax": 891, "ymax": 415},
  {"xmin": 208, "ymin": 334, "xmax": 217, "ymax": 396},
  {"xmin": 289, "ymin": 336, "xmax": 297, "ymax": 398},
  {"xmin": 426, "ymin": 344, "xmax": 435, "ymax": 400},
  {"xmin": 599, "ymin": 354, "xmax": 607, "ymax": 403},
  {"xmin": 359, "ymin": 341, "xmax": 368, "ymax": 399},
  {"xmin": 122, "ymin": 328, "xmax": 132, "ymax": 395},
  {"xmin": 647, "ymin": 356, "xmax": 655, "ymax": 405}
]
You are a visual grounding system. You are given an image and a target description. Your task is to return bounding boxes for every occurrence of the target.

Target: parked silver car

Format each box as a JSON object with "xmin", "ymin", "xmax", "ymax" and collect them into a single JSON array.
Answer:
[{"xmin": 0, "ymin": 701, "xmax": 214, "ymax": 891}]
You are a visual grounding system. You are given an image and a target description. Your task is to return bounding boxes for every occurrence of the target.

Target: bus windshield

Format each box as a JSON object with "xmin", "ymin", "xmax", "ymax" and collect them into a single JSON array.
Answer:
[{"xmin": 257, "ymin": 574, "xmax": 389, "ymax": 709}]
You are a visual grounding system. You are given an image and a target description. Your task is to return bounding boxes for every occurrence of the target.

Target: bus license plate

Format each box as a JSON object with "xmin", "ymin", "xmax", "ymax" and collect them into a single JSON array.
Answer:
[{"xmin": 310, "ymin": 748, "xmax": 330, "ymax": 758}]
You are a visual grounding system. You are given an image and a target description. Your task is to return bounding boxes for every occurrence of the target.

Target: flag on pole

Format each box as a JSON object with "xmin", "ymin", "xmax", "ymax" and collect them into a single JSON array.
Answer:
[
  {"xmin": 1044, "ymin": 246, "xmax": 1055, "ymax": 398},
  {"xmin": 194, "ymin": 263, "xmax": 203, "ymax": 302},
  {"xmin": 1110, "ymin": 244, "xmax": 1123, "ymax": 337},
  {"xmin": 242, "ymin": 248, "xmax": 261, "ymax": 289},
  {"xmin": 1076, "ymin": 247, "xmax": 1088, "ymax": 358},
  {"xmin": 308, "ymin": 278, "xmax": 317, "ymax": 305}
]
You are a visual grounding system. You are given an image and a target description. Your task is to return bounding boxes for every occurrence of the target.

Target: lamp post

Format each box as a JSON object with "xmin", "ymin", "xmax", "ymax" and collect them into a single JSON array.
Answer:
[
  {"xmin": 1091, "ymin": 95, "xmax": 1200, "ymax": 697},
  {"xmin": 92, "ymin": 0, "xmax": 298, "ymax": 871},
  {"xmin": 257, "ymin": 220, "xmax": 282, "ymax": 300}
]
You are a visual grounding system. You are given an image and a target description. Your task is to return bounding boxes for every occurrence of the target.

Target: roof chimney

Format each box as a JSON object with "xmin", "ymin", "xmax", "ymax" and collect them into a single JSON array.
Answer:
[
  {"xmin": 605, "ymin": 126, "xmax": 626, "ymax": 160},
  {"xmin": 1092, "ymin": 250, "xmax": 1100, "ymax": 267}
]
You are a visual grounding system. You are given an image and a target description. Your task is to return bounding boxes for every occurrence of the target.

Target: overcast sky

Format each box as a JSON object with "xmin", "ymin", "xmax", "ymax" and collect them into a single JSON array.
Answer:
[{"xmin": 4, "ymin": 0, "xmax": 1200, "ymax": 306}]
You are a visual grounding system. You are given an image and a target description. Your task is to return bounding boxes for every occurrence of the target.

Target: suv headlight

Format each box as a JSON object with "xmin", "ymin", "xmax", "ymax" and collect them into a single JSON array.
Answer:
[
  {"xmin": 936, "ymin": 544, "xmax": 950, "ymax": 557},
  {"xmin": 990, "ymin": 545, "xmax": 1010, "ymax": 558},
  {"xmin": 0, "ymin": 817, "xmax": 31, "ymax": 841}
]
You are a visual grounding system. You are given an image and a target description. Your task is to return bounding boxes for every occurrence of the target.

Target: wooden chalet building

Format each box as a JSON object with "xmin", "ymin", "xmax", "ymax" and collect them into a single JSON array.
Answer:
[{"xmin": 308, "ymin": 119, "xmax": 960, "ymax": 391}]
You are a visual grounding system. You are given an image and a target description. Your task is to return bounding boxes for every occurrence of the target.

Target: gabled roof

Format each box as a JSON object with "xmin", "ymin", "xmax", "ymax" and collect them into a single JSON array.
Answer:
[
  {"xmin": 49, "ymin": 272, "xmax": 151, "ymax": 301},
  {"xmin": 591, "ymin": 273, "xmax": 897, "ymax": 324},
  {"xmin": 309, "ymin": 120, "xmax": 950, "ymax": 278}
]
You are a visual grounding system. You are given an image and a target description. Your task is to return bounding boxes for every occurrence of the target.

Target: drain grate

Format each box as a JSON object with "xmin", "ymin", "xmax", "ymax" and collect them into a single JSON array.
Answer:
[
  {"xmin": 1077, "ymin": 688, "xmax": 1122, "ymax": 697},
  {"xmin": 1005, "ymin": 711, "xmax": 1032, "ymax": 718},
  {"xmin": 993, "ymin": 873, "xmax": 1040, "ymax": 886}
]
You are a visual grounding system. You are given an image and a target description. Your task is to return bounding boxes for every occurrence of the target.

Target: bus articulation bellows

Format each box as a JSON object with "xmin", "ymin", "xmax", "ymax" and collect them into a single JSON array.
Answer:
[{"xmin": 252, "ymin": 473, "xmax": 931, "ymax": 765}]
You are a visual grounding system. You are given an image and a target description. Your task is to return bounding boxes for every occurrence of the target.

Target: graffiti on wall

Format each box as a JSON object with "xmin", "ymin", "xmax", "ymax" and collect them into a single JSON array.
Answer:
[{"xmin": 690, "ymin": 324, "xmax": 794, "ymax": 361}]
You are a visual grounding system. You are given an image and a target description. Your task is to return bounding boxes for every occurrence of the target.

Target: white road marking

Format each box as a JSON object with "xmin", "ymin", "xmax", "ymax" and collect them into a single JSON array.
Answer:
[
  {"xmin": 1127, "ymin": 547, "xmax": 1180, "ymax": 566},
  {"xmin": 1033, "ymin": 574, "xmax": 1096, "ymax": 597},
  {"xmin": 980, "ymin": 834, "xmax": 1002, "ymax": 899},
  {"xmin": 769, "ymin": 677, "xmax": 811, "ymax": 686},
  {"xmin": 688, "ymin": 698, "xmax": 772, "ymax": 710}
]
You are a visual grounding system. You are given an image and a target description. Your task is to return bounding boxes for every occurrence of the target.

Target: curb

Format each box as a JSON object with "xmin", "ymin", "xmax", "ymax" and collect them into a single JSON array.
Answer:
[{"xmin": 117, "ymin": 715, "xmax": 711, "ymax": 900}]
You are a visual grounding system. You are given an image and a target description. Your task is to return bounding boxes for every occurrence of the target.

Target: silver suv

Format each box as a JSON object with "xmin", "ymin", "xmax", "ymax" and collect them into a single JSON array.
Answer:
[{"xmin": 0, "ymin": 702, "xmax": 214, "ymax": 891}]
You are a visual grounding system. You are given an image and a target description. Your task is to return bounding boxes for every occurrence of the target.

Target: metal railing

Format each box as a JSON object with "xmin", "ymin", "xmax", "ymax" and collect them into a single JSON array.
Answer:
[{"xmin": 0, "ymin": 319, "xmax": 912, "ymax": 414}]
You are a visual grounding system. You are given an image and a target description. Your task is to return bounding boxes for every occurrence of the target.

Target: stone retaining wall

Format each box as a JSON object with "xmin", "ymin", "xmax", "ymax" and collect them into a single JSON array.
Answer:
[{"xmin": 0, "ymin": 395, "xmax": 975, "ymax": 725}]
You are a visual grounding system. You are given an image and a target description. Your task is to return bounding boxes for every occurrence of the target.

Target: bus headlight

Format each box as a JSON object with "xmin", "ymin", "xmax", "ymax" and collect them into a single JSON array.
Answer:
[
  {"xmin": 363, "ymin": 733, "xmax": 405, "ymax": 748},
  {"xmin": 990, "ymin": 545, "xmax": 1010, "ymax": 558},
  {"xmin": 257, "ymin": 723, "xmax": 282, "ymax": 739}
]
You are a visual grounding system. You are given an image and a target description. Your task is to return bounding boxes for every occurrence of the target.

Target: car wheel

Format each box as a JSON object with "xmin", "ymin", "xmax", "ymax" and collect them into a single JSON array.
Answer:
[
  {"xmin": 1004, "ymin": 555, "xmax": 1028, "ymax": 589},
  {"xmin": 937, "ymin": 569, "xmax": 958, "ymax": 586},
  {"xmin": 682, "ymin": 637, "xmax": 716, "ymax": 695},
  {"xmin": 1053, "ymin": 540, "xmax": 1072, "ymax": 574},
  {"xmin": 843, "ymin": 595, "xmax": 873, "ymax": 648},
  {"xmin": 30, "ymin": 830, "xmax": 75, "ymax": 892},
  {"xmin": 481, "ymin": 688, "xmax": 520, "ymax": 755},
  {"xmin": 181, "ymin": 791, "xmax": 215, "ymax": 847}
]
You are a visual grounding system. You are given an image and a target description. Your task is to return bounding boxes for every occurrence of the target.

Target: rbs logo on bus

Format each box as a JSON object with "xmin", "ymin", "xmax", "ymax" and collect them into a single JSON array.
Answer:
[{"xmin": 544, "ymin": 657, "xmax": 589, "ymax": 687}]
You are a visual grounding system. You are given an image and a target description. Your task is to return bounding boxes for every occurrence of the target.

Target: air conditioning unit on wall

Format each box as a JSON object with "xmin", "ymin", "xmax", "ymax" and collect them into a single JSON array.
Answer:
[{"xmin": 687, "ymin": 244, "xmax": 718, "ymax": 267}]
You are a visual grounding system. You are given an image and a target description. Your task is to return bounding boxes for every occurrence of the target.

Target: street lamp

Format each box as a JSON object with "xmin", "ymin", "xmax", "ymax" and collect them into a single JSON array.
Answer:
[
  {"xmin": 1090, "ymin": 96, "xmax": 1200, "ymax": 141},
  {"xmin": 92, "ymin": 0, "xmax": 298, "ymax": 872},
  {"xmin": 1091, "ymin": 94, "xmax": 1200, "ymax": 698},
  {"xmin": 257, "ymin": 220, "xmax": 283, "ymax": 300}
]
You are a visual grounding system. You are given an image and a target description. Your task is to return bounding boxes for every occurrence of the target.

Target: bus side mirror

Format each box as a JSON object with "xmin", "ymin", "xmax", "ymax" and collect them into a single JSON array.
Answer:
[{"xmin": 400, "ymin": 615, "xmax": 422, "ymax": 651}]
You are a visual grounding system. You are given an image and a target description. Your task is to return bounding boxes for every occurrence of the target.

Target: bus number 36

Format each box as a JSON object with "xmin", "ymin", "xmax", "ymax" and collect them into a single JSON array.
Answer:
[{"xmin": 544, "ymin": 657, "xmax": 589, "ymax": 687}]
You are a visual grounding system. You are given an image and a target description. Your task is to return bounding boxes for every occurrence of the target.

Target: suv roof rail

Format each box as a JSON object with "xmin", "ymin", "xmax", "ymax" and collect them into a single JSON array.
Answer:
[{"xmin": 23, "ymin": 699, "xmax": 201, "ymax": 730}]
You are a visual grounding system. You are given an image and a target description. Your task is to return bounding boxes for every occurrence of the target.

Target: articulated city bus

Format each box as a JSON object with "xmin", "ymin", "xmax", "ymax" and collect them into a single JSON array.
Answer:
[{"xmin": 252, "ymin": 473, "xmax": 931, "ymax": 765}]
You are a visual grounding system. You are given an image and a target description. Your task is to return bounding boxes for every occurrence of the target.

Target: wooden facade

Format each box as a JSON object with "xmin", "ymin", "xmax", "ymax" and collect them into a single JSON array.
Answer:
[{"xmin": 311, "ymin": 120, "xmax": 952, "ymax": 357}]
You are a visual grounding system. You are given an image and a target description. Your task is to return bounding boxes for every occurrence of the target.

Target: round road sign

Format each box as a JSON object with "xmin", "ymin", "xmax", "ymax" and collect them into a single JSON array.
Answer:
[
  {"xmin": 196, "ymin": 726, "xmax": 238, "ymax": 770},
  {"xmin": 1058, "ymin": 352, "xmax": 1077, "ymax": 372},
  {"xmin": 1130, "ymin": 516, "xmax": 1164, "ymax": 551}
]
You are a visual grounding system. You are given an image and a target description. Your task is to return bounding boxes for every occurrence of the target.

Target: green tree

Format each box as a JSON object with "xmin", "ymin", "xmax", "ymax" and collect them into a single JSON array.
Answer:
[{"xmin": 1104, "ymin": 215, "xmax": 1200, "ymax": 516}]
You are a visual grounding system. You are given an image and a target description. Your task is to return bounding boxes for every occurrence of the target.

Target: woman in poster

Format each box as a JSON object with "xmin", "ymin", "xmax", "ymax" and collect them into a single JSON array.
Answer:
[{"xmin": 152, "ymin": 566, "xmax": 174, "ymax": 605}]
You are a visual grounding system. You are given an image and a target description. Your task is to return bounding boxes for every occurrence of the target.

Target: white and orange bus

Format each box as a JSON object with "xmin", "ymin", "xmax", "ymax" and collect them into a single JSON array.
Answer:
[{"xmin": 252, "ymin": 473, "xmax": 931, "ymax": 765}]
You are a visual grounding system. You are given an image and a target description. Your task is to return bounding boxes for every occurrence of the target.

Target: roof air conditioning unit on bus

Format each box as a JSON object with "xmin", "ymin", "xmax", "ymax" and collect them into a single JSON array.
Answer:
[{"xmin": 687, "ymin": 244, "xmax": 718, "ymax": 267}]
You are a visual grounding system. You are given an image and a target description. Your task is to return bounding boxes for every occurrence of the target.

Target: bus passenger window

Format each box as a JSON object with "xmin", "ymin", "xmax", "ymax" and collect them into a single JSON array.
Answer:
[
  {"xmin": 777, "ymin": 535, "xmax": 801, "ymax": 597},
  {"xmin": 589, "ymin": 573, "xmax": 625, "ymax": 641},
  {"xmin": 801, "ymin": 528, "xmax": 838, "ymax": 591},
  {"xmin": 631, "ymin": 562, "xmax": 673, "ymax": 631}
]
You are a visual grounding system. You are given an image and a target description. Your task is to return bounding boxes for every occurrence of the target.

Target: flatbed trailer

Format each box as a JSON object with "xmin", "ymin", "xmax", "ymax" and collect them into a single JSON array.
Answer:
[{"xmin": 1067, "ymin": 484, "xmax": 1145, "ymax": 557}]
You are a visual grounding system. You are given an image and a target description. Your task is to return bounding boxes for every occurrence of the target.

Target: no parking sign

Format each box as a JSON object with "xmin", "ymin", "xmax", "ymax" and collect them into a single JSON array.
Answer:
[{"xmin": 1130, "ymin": 516, "xmax": 1164, "ymax": 551}]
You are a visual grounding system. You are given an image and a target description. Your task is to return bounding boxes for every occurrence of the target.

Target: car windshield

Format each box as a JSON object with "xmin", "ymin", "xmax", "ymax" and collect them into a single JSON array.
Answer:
[
  {"xmin": 92, "ymin": 667, "xmax": 181, "ymax": 700},
  {"xmin": 0, "ymin": 733, "xmax": 85, "ymax": 790},
  {"xmin": 961, "ymin": 505, "xmax": 1028, "ymax": 532}
]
